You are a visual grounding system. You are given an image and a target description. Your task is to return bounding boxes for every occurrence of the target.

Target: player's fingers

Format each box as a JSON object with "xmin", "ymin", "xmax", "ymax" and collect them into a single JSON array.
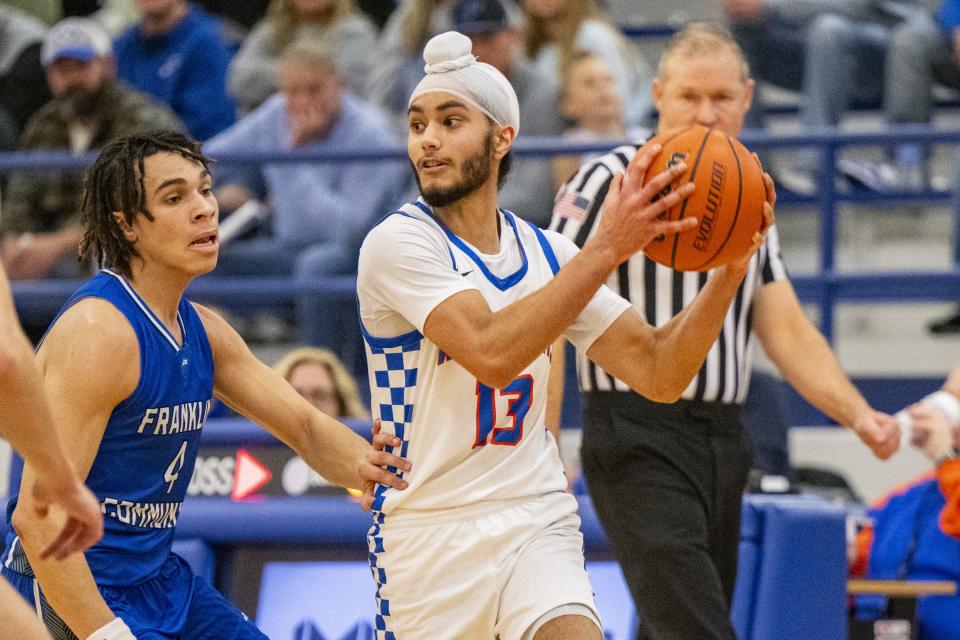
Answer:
[
  {"xmin": 56, "ymin": 524, "xmax": 93, "ymax": 560},
  {"xmin": 635, "ymin": 162, "xmax": 688, "ymax": 204},
  {"xmin": 371, "ymin": 418, "xmax": 382, "ymax": 436},
  {"xmin": 360, "ymin": 492, "xmax": 374, "ymax": 512},
  {"xmin": 72, "ymin": 521, "xmax": 102, "ymax": 555},
  {"xmin": 600, "ymin": 173, "xmax": 623, "ymax": 213},
  {"xmin": 371, "ymin": 432, "xmax": 401, "ymax": 452},
  {"xmin": 636, "ymin": 182, "xmax": 695, "ymax": 220},
  {"xmin": 761, "ymin": 201, "xmax": 775, "ymax": 232},
  {"xmin": 626, "ymin": 142, "xmax": 662, "ymax": 184},
  {"xmin": 368, "ymin": 450, "xmax": 412, "ymax": 472},
  {"xmin": 361, "ymin": 464, "xmax": 409, "ymax": 490},
  {"xmin": 653, "ymin": 217, "xmax": 698, "ymax": 238},
  {"xmin": 39, "ymin": 519, "xmax": 80, "ymax": 561},
  {"xmin": 762, "ymin": 171, "xmax": 777, "ymax": 209}
]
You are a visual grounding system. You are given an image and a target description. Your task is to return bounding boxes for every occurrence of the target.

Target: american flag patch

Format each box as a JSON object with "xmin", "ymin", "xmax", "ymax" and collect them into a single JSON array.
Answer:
[{"xmin": 554, "ymin": 190, "xmax": 591, "ymax": 221}]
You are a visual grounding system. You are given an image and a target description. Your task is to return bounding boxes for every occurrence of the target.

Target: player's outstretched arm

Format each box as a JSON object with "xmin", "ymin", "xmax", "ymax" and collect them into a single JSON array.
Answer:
[
  {"xmin": 196, "ymin": 305, "xmax": 410, "ymax": 498},
  {"xmin": 0, "ymin": 267, "xmax": 103, "ymax": 562},
  {"xmin": 422, "ymin": 143, "xmax": 700, "ymax": 389},
  {"xmin": 13, "ymin": 299, "xmax": 139, "ymax": 639}
]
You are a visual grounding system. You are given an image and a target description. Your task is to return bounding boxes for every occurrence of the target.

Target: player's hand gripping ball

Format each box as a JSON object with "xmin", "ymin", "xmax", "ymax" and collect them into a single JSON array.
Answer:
[{"xmin": 642, "ymin": 124, "xmax": 766, "ymax": 271}]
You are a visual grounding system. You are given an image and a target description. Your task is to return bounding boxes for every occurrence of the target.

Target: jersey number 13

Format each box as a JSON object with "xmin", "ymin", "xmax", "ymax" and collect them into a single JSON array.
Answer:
[{"xmin": 473, "ymin": 375, "xmax": 533, "ymax": 448}]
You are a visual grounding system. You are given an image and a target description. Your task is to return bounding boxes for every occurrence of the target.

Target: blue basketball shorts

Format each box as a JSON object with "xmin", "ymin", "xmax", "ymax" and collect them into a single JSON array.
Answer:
[{"xmin": 1, "ymin": 552, "xmax": 267, "ymax": 640}]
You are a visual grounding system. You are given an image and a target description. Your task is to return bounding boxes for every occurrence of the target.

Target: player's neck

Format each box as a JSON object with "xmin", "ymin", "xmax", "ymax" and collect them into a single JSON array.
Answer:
[
  {"xmin": 125, "ymin": 262, "xmax": 190, "ymax": 332},
  {"xmin": 431, "ymin": 181, "xmax": 501, "ymax": 254}
]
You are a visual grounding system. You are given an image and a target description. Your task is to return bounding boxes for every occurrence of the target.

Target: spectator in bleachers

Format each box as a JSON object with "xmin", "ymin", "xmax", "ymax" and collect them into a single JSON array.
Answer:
[
  {"xmin": 366, "ymin": 0, "xmax": 462, "ymax": 128},
  {"xmin": 1, "ymin": 17, "xmax": 183, "ymax": 281},
  {"xmin": 721, "ymin": 0, "xmax": 928, "ymax": 191},
  {"xmin": 114, "ymin": 0, "xmax": 236, "ymax": 140},
  {"xmin": 552, "ymin": 49, "xmax": 644, "ymax": 188},
  {"xmin": 229, "ymin": 0, "xmax": 378, "ymax": 115},
  {"xmin": 0, "ymin": 6, "xmax": 51, "ymax": 150},
  {"xmin": 274, "ymin": 346, "xmax": 369, "ymax": 418},
  {"xmin": 880, "ymin": 1, "xmax": 960, "ymax": 189},
  {"xmin": 206, "ymin": 39, "xmax": 406, "ymax": 344},
  {"xmin": 521, "ymin": 0, "xmax": 653, "ymax": 128},
  {"xmin": 366, "ymin": 1, "xmax": 524, "ymax": 126},
  {"xmin": 444, "ymin": 0, "xmax": 562, "ymax": 226},
  {"xmin": 850, "ymin": 377, "xmax": 960, "ymax": 638}
]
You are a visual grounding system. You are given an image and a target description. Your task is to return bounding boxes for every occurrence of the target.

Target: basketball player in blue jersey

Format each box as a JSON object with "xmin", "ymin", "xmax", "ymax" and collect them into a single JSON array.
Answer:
[
  {"xmin": 0, "ymin": 260, "xmax": 103, "ymax": 639},
  {"xmin": 355, "ymin": 32, "xmax": 774, "ymax": 639},
  {"xmin": 1, "ymin": 131, "xmax": 412, "ymax": 640}
]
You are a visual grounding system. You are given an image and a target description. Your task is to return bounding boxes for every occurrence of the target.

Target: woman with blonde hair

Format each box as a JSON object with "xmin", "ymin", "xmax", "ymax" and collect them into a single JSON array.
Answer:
[
  {"xmin": 228, "ymin": 0, "xmax": 377, "ymax": 113},
  {"xmin": 274, "ymin": 346, "xmax": 369, "ymax": 419},
  {"xmin": 522, "ymin": 0, "xmax": 652, "ymax": 127}
]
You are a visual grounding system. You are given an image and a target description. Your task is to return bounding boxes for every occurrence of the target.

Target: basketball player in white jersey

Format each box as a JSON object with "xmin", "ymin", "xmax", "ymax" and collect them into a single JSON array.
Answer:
[{"xmin": 356, "ymin": 31, "xmax": 774, "ymax": 640}]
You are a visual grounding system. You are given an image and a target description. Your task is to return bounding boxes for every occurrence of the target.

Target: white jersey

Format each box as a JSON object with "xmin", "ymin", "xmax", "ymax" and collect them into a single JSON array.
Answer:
[{"xmin": 357, "ymin": 200, "xmax": 631, "ymax": 513}]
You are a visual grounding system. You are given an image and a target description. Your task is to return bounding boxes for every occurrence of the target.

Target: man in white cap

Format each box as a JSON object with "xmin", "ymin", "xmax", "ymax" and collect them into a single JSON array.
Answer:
[
  {"xmin": 1, "ymin": 17, "xmax": 182, "ymax": 288},
  {"xmin": 356, "ymin": 30, "xmax": 775, "ymax": 639}
]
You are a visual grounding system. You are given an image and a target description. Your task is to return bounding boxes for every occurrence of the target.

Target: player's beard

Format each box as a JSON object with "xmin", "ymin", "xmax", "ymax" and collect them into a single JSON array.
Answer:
[{"xmin": 414, "ymin": 136, "xmax": 493, "ymax": 208}]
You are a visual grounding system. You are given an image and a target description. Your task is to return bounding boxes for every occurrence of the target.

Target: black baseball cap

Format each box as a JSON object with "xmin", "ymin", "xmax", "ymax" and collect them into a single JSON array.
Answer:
[{"xmin": 453, "ymin": 0, "xmax": 509, "ymax": 35}]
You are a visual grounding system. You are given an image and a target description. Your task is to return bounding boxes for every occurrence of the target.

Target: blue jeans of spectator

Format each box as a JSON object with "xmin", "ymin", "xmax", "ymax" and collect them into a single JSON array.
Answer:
[
  {"xmin": 887, "ymin": 14, "xmax": 960, "ymax": 169},
  {"xmin": 797, "ymin": 14, "xmax": 888, "ymax": 170},
  {"xmin": 214, "ymin": 239, "xmax": 355, "ymax": 349},
  {"xmin": 733, "ymin": 13, "xmax": 887, "ymax": 170},
  {"xmin": 802, "ymin": 14, "xmax": 887, "ymax": 129}
]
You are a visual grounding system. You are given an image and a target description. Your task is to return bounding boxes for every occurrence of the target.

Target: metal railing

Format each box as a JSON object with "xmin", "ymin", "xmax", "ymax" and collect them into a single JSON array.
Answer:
[{"xmin": 5, "ymin": 125, "xmax": 960, "ymax": 343}]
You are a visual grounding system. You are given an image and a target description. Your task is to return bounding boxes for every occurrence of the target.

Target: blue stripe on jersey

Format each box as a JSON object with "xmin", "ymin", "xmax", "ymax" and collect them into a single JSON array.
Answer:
[
  {"xmin": 357, "ymin": 312, "xmax": 424, "ymax": 353},
  {"xmin": 526, "ymin": 221, "xmax": 560, "ymax": 275},
  {"xmin": 412, "ymin": 201, "xmax": 529, "ymax": 291}
]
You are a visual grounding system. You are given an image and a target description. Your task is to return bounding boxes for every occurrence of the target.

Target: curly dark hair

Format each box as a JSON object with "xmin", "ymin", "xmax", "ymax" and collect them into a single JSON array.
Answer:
[{"xmin": 78, "ymin": 130, "xmax": 211, "ymax": 278}]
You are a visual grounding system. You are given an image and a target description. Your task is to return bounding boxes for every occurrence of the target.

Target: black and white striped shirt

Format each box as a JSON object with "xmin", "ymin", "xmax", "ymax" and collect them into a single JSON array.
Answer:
[{"xmin": 549, "ymin": 143, "xmax": 789, "ymax": 404}]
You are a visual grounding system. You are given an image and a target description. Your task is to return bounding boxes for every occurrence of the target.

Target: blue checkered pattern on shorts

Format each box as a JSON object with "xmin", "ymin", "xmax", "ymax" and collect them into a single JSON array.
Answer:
[{"xmin": 364, "ymin": 333, "xmax": 421, "ymax": 640}]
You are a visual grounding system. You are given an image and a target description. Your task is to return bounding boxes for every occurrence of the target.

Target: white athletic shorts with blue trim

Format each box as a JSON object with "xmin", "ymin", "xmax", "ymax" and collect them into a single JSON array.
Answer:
[{"xmin": 368, "ymin": 490, "xmax": 602, "ymax": 639}]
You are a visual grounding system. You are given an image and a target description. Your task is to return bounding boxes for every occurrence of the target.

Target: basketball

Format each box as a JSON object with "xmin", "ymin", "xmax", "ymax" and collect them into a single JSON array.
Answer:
[{"xmin": 642, "ymin": 124, "xmax": 766, "ymax": 271}]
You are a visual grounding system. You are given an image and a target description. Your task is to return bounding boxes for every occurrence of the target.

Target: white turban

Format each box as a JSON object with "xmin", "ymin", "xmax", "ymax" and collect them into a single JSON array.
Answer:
[{"xmin": 409, "ymin": 31, "xmax": 520, "ymax": 136}]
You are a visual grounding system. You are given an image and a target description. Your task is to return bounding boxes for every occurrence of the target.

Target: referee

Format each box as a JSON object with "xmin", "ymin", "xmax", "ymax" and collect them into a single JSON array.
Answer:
[{"xmin": 548, "ymin": 23, "xmax": 901, "ymax": 640}]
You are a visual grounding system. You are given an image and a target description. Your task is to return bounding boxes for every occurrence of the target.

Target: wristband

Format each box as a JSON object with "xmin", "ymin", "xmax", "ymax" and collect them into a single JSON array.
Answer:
[
  {"xmin": 896, "ymin": 410, "xmax": 913, "ymax": 448},
  {"xmin": 87, "ymin": 617, "xmax": 136, "ymax": 640},
  {"xmin": 922, "ymin": 390, "xmax": 960, "ymax": 428}
]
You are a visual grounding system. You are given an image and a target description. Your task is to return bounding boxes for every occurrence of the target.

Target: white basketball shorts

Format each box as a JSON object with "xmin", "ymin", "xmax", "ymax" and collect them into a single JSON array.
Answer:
[{"xmin": 367, "ymin": 490, "xmax": 602, "ymax": 639}]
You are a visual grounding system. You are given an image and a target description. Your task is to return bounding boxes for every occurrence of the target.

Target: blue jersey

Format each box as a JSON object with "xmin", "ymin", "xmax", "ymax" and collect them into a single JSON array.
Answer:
[{"xmin": 3, "ymin": 270, "xmax": 214, "ymax": 586}]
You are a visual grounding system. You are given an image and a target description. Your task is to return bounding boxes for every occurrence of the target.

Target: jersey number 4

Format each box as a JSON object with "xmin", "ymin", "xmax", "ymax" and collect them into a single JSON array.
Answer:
[
  {"xmin": 474, "ymin": 375, "xmax": 533, "ymax": 448},
  {"xmin": 164, "ymin": 441, "xmax": 188, "ymax": 494}
]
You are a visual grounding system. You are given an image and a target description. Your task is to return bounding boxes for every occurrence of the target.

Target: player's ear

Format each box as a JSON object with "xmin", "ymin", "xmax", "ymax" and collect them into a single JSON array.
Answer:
[
  {"xmin": 113, "ymin": 211, "xmax": 137, "ymax": 242},
  {"xmin": 493, "ymin": 126, "xmax": 514, "ymax": 157}
]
